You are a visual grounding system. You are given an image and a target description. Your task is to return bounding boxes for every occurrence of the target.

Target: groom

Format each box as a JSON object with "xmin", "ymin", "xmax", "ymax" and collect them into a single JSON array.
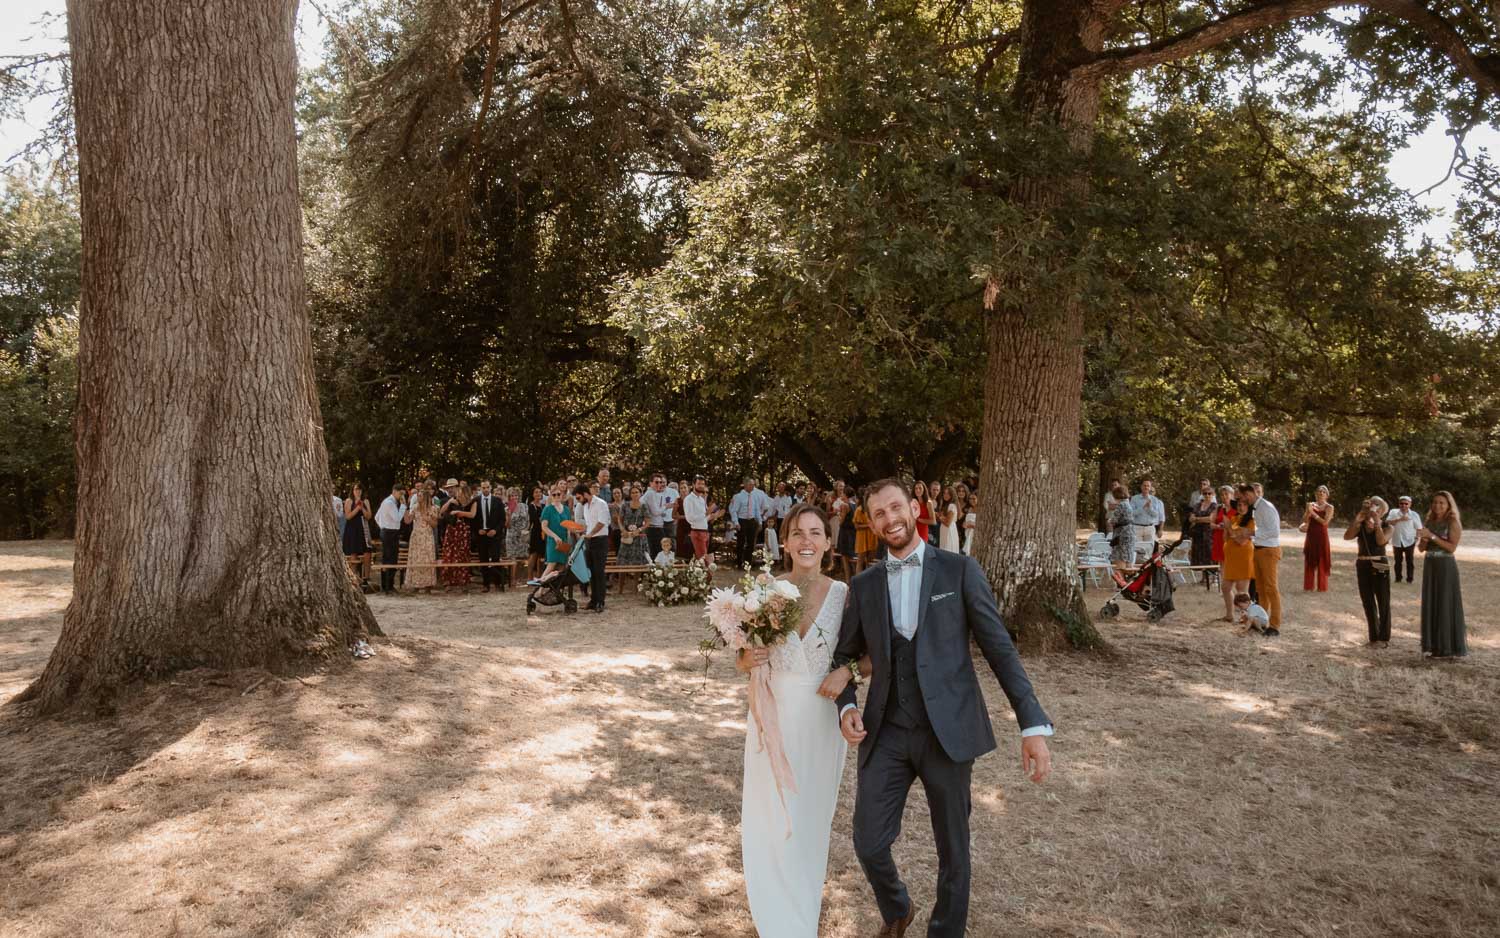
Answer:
[{"xmin": 824, "ymin": 478, "xmax": 1053, "ymax": 937}]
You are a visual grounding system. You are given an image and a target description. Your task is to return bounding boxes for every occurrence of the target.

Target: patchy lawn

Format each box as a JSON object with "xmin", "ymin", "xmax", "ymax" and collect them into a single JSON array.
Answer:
[{"xmin": 1, "ymin": 535, "xmax": 1496, "ymax": 937}]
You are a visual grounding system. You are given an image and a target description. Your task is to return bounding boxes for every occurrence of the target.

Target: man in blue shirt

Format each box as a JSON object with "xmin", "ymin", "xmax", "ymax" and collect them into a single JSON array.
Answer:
[
  {"xmin": 728, "ymin": 477, "xmax": 771, "ymax": 569},
  {"xmin": 1128, "ymin": 479, "xmax": 1166, "ymax": 563}
]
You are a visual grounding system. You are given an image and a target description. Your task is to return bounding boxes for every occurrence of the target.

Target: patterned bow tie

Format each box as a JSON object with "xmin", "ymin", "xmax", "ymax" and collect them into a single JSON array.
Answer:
[{"xmin": 885, "ymin": 553, "xmax": 921, "ymax": 573}]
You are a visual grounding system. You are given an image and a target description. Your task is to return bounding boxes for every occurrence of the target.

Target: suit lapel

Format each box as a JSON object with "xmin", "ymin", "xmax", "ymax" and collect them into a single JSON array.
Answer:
[
  {"xmin": 872, "ymin": 565, "xmax": 894, "ymax": 660},
  {"xmin": 915, "ymin": 546, "xmax": 940, "ymax": 638}
]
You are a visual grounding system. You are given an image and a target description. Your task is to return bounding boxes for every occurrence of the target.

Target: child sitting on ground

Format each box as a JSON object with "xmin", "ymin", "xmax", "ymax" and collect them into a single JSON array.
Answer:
[
  {"xmin": 1233, "ymin": 592, "xmax": 1270, "ymax": 634},
  {"xmin": 654, "ymin": 537, "xmax": 676, "ymax": 567}
]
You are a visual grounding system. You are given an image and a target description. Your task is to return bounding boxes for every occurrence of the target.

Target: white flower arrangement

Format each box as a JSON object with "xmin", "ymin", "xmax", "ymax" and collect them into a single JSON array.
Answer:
[{"xmin": 638, "ymin": 558, "xmax": 714, "ymax": 606}]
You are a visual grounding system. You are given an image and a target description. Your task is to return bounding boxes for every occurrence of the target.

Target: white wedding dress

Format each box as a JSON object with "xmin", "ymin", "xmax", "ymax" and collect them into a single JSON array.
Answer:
[
  {"xmin": 940, "ymin": 508, "xmax": 960, "ymax": 552},
  {"xmin": 743, "ymin": 580, "xmax": 849, "ymax": 938}
]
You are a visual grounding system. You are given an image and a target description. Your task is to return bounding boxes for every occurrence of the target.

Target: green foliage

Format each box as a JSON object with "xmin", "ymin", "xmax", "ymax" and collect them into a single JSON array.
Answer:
[
  {"xmin": 615, "ymin": 2, "xmax": 1042, "ymax": 482},
  {"xmin": 0, "ymin": 168, "xmax": 79, "ymax": 537}
]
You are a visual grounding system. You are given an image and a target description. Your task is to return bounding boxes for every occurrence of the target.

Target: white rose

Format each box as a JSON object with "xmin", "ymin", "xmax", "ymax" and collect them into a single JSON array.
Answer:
[
  {"xmin": 773, "ymin": 579, "xmax": 799, "ymax": 600},
  {"xmin": 743, "ymin": 594, "xmax": 762, "ymax": 614}
]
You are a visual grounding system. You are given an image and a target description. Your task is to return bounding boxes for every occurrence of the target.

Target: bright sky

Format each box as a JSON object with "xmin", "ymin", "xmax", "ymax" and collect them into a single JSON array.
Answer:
[{"xmin": 1, "ymin": 0, "xmax": 1493, "ymax": 249}]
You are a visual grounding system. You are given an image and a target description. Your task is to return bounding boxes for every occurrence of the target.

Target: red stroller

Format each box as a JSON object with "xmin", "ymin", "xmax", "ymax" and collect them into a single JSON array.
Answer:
[{"xmin": 1097, "ymin": 534, "xmax": 1184, "ymax": 622}]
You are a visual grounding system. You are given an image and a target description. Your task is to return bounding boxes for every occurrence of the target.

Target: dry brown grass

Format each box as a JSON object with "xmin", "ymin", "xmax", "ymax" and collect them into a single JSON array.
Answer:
[{"xmin": 1, "ymin": 534, "xmax": 1496, "ymax": 938}]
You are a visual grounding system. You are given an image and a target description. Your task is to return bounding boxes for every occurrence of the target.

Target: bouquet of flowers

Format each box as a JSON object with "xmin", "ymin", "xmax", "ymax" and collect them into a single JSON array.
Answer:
[
  {"xmin": 638, "ymin": 558, "xmax": 716, "ymax": 607},
  {"xmin": 701, "ymin": 564, "xmax": 805, "ymax": 832}
]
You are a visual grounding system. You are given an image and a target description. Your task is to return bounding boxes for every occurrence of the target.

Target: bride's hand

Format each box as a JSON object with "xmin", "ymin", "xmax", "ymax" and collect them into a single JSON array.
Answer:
[
  {"xmin": 818, "ymin": 668, "xmax": 851, "ymax": 699},
  {"xmin": 736, "ymin": 647, "xmax": 770, "ymax": 673}
]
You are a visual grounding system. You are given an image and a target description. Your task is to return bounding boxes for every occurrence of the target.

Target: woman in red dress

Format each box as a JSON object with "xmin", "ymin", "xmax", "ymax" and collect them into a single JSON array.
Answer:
[
  {"xmin": 1210, "ymin": 484, "xmax": 1232, "ymax": 566},
  {"xmin": 1301, "ymin": 485, "xmax": 1335, "ymax": 591},
  {"xmin": 441, "ymin": 482, "xmax": 477, "ymax": 590},
  {"xmin": 912, "ymin": 480, "xmax": 933, "ymax": 543}
]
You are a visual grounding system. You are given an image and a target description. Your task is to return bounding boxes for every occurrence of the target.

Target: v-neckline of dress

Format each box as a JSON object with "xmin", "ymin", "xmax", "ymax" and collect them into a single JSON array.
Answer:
[{"xmin": 789, "ymin": 581, "xmax": 837, "ymax": 643}]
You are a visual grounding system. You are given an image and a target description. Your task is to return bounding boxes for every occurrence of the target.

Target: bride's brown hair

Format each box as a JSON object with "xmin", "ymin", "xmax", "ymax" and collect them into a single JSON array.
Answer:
[{"xmin": 780, "ymin": 502, "xmax": 832, "ymax": 544}]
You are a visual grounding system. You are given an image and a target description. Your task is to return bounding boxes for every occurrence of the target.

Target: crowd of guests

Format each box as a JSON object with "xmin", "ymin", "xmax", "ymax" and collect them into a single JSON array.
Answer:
[
  {"xmin": 336, "ymin": 466, "xmax": 1467, "ymax": 658},
  {"xmin": 333, "ymin": 469, "xmax": 989, "ymax": 593},
  {"xmin": 1104, "ymin": 477, "xmax": 1468, "ymax": 658}
]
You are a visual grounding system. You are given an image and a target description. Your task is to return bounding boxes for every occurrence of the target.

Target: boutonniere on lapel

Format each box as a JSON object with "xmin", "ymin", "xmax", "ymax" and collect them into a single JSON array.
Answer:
[{"xmin": 930, "ymin": 592, "xmax": 955, "ymax": 603}]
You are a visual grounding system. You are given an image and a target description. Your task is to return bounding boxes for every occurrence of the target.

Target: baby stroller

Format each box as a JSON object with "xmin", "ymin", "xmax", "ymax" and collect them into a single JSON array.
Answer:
[
  {"xmin": 1098, "ymin": 533, "xmax": 1183, "ymax": 622},
  {"xmin": 525, "ymin": 538, "xmax": 591, "ymax": 615}
]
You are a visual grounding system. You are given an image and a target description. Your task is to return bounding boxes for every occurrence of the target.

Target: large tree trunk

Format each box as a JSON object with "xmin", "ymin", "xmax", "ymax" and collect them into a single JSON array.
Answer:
[
  {"xmin": 974, "ymin": 0, "xmax": 1106, "ymax": 651},
  {"xmin": 19, "ymin": 0, "xmax": 376, "ymax": 714}
]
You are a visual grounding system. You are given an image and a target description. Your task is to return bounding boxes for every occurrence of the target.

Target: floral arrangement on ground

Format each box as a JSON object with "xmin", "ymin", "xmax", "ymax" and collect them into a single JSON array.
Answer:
[{"xmin": 638, "ymin": 559, "xmax": 715, "ymax": 606}]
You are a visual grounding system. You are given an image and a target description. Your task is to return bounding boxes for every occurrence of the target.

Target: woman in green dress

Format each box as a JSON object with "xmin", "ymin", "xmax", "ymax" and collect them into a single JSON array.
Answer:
[
  {"xmin": 1417, "ymin": 490, "xmax": 1466, "ymax": 659},
  {"xmin": 538, "ymin": 482, "xmax": 574, "ymax": 579}
]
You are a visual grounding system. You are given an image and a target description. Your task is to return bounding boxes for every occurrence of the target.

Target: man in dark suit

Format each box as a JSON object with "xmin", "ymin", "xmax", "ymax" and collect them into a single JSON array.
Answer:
[
  {"xmin": 471, "ymin": 479, "xmax": 506, "ymax": 592},
  {"xmin": 824, "ymin": 478, "xmax": 1053, "ymax": 938}
]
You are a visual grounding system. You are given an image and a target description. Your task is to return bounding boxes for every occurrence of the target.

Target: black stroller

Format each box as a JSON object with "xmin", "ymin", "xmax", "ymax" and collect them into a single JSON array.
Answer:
[
  {"xmin": 1097, "ymin": 533, "xmax": 1183, "ymax": 622},
  {"xmin": 525, "ymin": 538, "xmax": 591, "ymax": 615}
]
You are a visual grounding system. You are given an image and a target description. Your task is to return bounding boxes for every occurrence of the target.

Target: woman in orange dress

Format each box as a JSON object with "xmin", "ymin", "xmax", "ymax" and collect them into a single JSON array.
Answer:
[
  {"xmin": 853, "ymin": 498, "xmax": 877, "ymax": 568},
  {"xmin": 1219, "ymin": 493, "xmax": 1255, "ymax": 622}
]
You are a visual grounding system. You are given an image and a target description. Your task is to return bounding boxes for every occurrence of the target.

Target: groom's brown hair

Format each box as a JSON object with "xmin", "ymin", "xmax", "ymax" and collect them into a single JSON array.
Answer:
[{"xmin": 865, "ymin": 477, "xmax": 913, "ymax": 502}]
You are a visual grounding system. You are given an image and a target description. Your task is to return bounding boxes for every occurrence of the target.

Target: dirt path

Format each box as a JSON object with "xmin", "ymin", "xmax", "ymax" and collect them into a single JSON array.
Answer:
[{"xmin": 1, "ymin": 538, "xmax": 1496, "ymax": 937}]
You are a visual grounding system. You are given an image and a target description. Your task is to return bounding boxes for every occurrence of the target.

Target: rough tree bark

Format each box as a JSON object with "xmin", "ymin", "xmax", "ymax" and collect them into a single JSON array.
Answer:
[
  {"xmin": 975, "ymin": 0, "xmax": 1106, "ymax": 650},
  {"xmin": 19, "ymin": 0, "xmax": 376, "ymax": 714}
]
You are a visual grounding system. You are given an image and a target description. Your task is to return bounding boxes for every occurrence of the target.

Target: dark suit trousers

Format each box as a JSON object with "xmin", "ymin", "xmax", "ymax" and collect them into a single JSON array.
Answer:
[
  {"xmin": 854, "ymin": 724, "xmax": 973, "ymax": 938},
  {"xmin": 379, "ymin": 529, "xmax": 401, "ymax": 592},
  {"xmin": 476, "ymin": 533, "xmax": 502, "ymax": 588},
  {"xmin": 1393, "ymin": 544, "xmax": 1415, "ymax": 582},
  {"xmin": 586, "ymin": 535, "xmax": 609, "ymax": 608},
  {"xmin": 735, "ymin": 520, "xmax": 761, "ymax": 569}
]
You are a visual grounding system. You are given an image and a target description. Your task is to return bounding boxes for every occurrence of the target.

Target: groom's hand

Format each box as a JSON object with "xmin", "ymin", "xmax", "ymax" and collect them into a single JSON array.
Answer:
[
  {"xmin": 839, "ymin": 708, "xmax": 866, "ymax": 744},
  {"xmin": 1021, "ymin": 736, "xmax": 1051, "ymax": 784}
]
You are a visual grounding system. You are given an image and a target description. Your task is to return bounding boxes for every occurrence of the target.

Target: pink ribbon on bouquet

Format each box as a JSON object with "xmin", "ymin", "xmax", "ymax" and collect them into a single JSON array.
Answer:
[{"xmin": 748, "ymin": 663, "xmax": 798, "ymax": 838}]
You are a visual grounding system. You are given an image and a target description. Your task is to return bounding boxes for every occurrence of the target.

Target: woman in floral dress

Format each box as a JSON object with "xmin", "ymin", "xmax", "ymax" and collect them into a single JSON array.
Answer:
[
  {"xmin": 440, "ymin": 482, "xmax": 477, "ymax": 590},
  {"xmin": 617, "ymin": 485, "xmax": 649, "ymax": 565},
  {"xmin": 505, "ymin": 486, "xmax": 531, "ymax": 559},
  {"xmin": 405, "ymin": 489, "xmax": 439, "ymax": 592}
]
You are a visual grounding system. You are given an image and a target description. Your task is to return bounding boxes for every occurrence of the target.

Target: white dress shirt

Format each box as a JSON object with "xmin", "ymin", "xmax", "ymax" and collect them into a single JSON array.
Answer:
[
  {"xmin": 577, "ymin": 495, "xmax": 611, "ymax": 537},
  {"xmin": 474, "ymin": 493, "xmax": 502, "ymax": 531},
  {"xmin": 1385, "ymin": 507, "xmax": 1419, "ymax": 548},
  {"xmin": 684, "ymin": 492, "xmax": 709, "ymax": 530},
  {"xmin": 642, "ymin": 488, "xmax": 673, "ymax": 527},
  {"xmin": 374, "ymin": 495, "xmax": 406, "ymax": 530},
  {"xmin": 841, "ymin": 537, "xmax": 1052, "ymax": 738},
  {"xmin": 729, "ymin": 487, "xmax": 771, "ymax": 525},
  {"xmin": 1249, "ymin": 497, "xmax": 1281, "ymax": 547}
]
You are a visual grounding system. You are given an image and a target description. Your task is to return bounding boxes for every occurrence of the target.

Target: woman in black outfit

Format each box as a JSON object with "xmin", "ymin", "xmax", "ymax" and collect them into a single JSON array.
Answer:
[{"xmin": 1343, "ymin": 496, "xmax": 1392, "ymax": 647}]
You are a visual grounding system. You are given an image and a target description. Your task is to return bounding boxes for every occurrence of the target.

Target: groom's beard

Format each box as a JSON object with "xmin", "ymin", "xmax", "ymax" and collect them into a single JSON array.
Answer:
[{"xmin": 879, "ymin": 517, "xmax": 917, "ymax": 553}]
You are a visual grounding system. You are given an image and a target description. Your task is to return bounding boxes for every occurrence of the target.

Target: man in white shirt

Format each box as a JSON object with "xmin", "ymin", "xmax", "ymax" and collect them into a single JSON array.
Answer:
[
  {"xmin": 573, "ymin": 483, "xmax": 612, "ymax": 612},
  {"xmin": 770, "ymin": 482, "xmax": 793, "ymax": 522},
  {"xmin": 641, "ymin": 474, "xmax": 673, "ymax": 560},
  {"xmin": 374, "ymin": 483, "xmax": 407, "ymax": 593},
  {"xmin": 1238, "ymin": 482, "xmax": 1283, "ymax": 635},
  {"xmin": 1128, "ymin": 479, "xmax": 1166, "ymax": 564},
  {"xmin": 332, "ymin": 490, "xmax": 346, "ymax": 539},
  {"xmin": 727, "ymin": 477, "xmax": 771, "ymax": 569},
  {"xmin": 1385, "ymin": 495, "xmax": 1419, "ymax": 584},
  {"xmin": 683, "ymin": 477, "xmax": 711, "ymax": 561}
]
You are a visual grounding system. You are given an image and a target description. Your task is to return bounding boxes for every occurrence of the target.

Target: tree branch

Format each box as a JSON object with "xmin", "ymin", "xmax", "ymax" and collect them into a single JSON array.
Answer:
[
  {"xmin": 1361, "ymin": 0, "xmax": 1500, "ymax": 97},
  {"xmin": 1077, "ymin": 1, "xmax": 1346, "ymax": 80},
  {"xmin": 1077, "ymin": 0, "xmax": 1500, "ymax": 99}
]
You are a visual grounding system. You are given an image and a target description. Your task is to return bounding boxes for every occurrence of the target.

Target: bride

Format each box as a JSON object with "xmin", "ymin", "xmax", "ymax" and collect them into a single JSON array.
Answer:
[{"xmin": 737, "ymin": 503, "xmax": 870, "ymax": 937}]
